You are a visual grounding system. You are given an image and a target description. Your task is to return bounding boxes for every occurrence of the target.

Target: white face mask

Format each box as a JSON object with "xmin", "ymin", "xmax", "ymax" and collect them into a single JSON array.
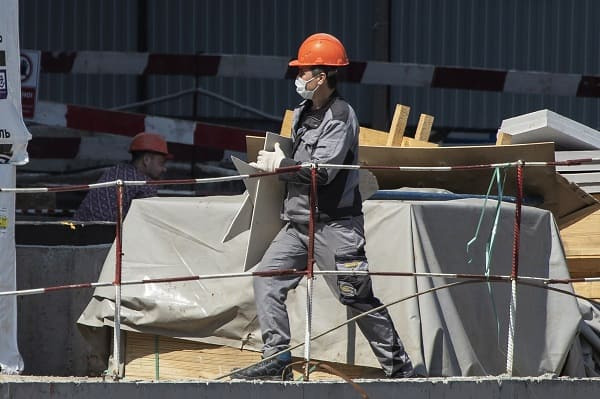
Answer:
[{"xmin": 295, "ymin": 74, "xmax": 320, "ymax": 100}]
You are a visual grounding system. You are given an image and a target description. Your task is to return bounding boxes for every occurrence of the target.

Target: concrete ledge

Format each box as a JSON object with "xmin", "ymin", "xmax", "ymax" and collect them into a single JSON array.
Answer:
[{"xmin": 0, "ymin": 376, "xmax": 599, "ymax": 399}]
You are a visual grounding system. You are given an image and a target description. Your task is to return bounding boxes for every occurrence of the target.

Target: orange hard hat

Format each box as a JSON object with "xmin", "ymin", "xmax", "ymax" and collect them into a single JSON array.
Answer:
[
  {"xmin": 289, "ymin": 33, "xmax": 349, "ymax": 67},
  {"xmin": 129, "ymin": 132, "xmax": 171, "ymax": 157}
]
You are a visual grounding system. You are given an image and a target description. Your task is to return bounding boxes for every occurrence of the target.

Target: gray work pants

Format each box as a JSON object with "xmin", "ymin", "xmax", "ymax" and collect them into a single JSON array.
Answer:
[{"xmin": 253, "ymin": 215, "xmax": 412, "ymax": 376}]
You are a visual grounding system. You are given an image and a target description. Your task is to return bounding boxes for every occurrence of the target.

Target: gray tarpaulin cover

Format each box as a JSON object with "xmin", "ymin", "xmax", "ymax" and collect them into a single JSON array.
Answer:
[{"xmin": 78, "ymin": 195, "xmax": 600, "ymax": 377}]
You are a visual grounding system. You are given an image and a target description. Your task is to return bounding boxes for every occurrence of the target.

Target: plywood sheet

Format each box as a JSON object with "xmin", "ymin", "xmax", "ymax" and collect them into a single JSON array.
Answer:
[
  {"xmin": 124, "ymin": 331, "xmax": 383, "ymax": 381},
  {"xmin": 360, "ymin": 143, "xmax": 600, "ymax": 227}
]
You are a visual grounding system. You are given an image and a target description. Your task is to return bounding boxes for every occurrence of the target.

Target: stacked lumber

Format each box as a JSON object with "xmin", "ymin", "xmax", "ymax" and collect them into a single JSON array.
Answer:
[
  {"xmin": 559, "ymin": 193, "xmax": 600, "ymax": 279},
  {"xmin": 497, "ymin": 111, "xmax": 600, "ymax": 300},
  {"xmin": 124, "ymin": 331, "xmax": 383, "ymax": 381},
  {"xmin": 280, "ymin": 104, "xmax": 437, "ymax": 148}
]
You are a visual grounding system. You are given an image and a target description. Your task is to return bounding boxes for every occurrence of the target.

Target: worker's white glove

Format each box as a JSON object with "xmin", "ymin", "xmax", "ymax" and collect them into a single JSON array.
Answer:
[{"xmin": 249, "ymin": 142, "xmax": 286, "ymax": 172}]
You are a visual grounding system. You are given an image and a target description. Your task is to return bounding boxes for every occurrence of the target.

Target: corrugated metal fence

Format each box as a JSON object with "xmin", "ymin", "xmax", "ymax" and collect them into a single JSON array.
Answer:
[{"xmin": 18, "ymin": 0, "xmax": 600, "ymax": 133}]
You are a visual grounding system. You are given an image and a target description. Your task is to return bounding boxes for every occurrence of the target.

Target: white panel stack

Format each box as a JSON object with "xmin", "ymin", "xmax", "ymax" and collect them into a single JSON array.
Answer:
[
  {"xmin": 498, "ymin": 109, "xmax": 600, "ymax": 150},
  {"xmin": 556, "ymin": 150, "xmax": 600, "ymax": 194},
  {"xmin": 0, "ymin": 164, "xmax": 23, "ymax": 374}
]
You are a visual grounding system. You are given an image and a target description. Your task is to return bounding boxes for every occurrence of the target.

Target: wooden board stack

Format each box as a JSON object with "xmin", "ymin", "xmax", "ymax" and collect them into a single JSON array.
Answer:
[{"xmin": 123, "ymin": 331, "xmax": 384, "ymax": 381}]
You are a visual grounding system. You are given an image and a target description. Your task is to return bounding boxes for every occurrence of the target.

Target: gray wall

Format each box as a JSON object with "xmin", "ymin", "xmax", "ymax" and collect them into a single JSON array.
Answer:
[
  {"xmin": 16, "ymin": 245, "xmax": 111, "ymax": 376},
  {"xmin": 18, "ymin": 0, "xmax": 600, "ymax": 133}
]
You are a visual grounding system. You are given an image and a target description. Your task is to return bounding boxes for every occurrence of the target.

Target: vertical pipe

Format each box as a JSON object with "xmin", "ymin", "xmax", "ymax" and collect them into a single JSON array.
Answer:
[
  {"xmin": 303, "ymin": 166, "xmax": 318, "ymax": 380},
  {"xmin": 112, "ymin": 181, "xmax": 124, "ymax": 379},
  {"xmin": 370, "ymin": 0, "xmax": 391, "ymax": 130},
  {"xmin": 136, "ymin": 0, "xmax": 148, "ymax": 114},
  {"xmin": 506, "ymin": 162, "xmax": 524, "ymax": 375}
]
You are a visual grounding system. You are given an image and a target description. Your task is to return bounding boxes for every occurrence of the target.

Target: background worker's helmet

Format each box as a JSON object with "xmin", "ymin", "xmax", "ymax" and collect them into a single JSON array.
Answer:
[
  {"xmin": 129, "ymin": 132, "xmax": 171, "ymax": 157},
  {"xmin": 289, "ymin": 33, "xmax": 349, "ymax": 67}
]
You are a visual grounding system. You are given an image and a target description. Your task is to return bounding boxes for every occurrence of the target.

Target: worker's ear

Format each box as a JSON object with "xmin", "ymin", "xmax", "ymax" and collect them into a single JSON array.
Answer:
[
  {"xmin": 138, "ymin": 152, "xmax": 153, "ymax": 172},
  {"xmin": 143, "ymin": 152, "xmax": 152, "ymax": 166}
]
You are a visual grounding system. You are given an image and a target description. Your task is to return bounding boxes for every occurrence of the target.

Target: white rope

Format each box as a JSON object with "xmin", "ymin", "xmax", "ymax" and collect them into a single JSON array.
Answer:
[
  {"xmin": 506, "ymin": 279, "xmax": 518, "ymax": 375},
  {"xmin": 304, "ymin": 277, "xmax": 314, "ymax": 380},
  {"xmin": 113, "ymin": 283, "xmax": 122, "ymax": 379}
]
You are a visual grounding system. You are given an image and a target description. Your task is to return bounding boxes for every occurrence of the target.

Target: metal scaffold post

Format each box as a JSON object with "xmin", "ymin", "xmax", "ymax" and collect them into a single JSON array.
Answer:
[
  {"xmin": 112, "ymin": 180, "xmax": 124, "ymax": 379},
  {"xmin": 304, "ymin": 165, "xmax": 318, "ymax": 381},
  {"xmin": 506, "ymin": 161, "xmax": 524, "ymax": 376}
]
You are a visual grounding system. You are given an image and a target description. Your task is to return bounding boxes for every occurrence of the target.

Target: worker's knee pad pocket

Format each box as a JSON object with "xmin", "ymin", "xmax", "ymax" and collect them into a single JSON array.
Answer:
[{"xmin": 335, "ymin": 250, "xmax": 372, "ymax": 305}]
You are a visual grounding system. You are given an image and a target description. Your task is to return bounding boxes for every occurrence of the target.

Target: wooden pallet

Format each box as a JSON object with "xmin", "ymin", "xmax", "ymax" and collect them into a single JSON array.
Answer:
[{"xmin": 124, "ymin": 331, "xmax": 384, "ymax": 381}]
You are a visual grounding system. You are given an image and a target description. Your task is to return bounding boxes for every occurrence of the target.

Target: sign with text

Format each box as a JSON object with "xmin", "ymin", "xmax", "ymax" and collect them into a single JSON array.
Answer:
[{"xmin": 20, "ymin": 50, "xmax": 40, "ymax": 120}]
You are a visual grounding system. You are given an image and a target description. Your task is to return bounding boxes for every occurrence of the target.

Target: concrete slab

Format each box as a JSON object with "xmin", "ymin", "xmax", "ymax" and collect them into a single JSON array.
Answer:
[
  {"xmin": 0, "ymin": 376, "xmax": 598, "ymax": 399},
  {"xmin": 16, "ymin": 244, "xmax": 111, "ymax": 376}
]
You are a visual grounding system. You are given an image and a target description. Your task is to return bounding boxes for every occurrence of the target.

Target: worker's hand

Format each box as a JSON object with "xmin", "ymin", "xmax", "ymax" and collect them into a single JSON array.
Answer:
[{"xmin": 250, "ymin": 142, "xmax": 286, "ymax": 172}]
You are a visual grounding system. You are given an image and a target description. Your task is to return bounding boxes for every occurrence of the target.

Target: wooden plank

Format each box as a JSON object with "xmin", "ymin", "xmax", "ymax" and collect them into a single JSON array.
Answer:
[
  {"xmin": 359, "ymin": 127, "xmax": 389, "ymax": 146},
  {"xmin": 386, "ymin": 104, "xmax": 410, "ymax": 147},
  {"xmin": 414, "ymin": 114, "xmax": 434, "ymax": 142},
  {"xmin": 496, "ymin": 132, "xmax": 512, "ymax": 145},
  {"xmin": 572, "ymin": 282, "xmax": 600, "ymax": 300},
  {"xmin": 565, "ymin": 258, "xmax": 600, "ymax": 278},
  {"xmin": 400, "ymin": 137, "xmax": 438, "ymax": 148},
  {"xmin": 124, "ymin": 332, "xmax": 384, "ymax": 381},
  {"xmin": 280, "ymin": 110, "xmax": 294, "ymax": 138},
  {"xmin": 560, "ymin": 207, "xmax": 600, "ymax": 258}
]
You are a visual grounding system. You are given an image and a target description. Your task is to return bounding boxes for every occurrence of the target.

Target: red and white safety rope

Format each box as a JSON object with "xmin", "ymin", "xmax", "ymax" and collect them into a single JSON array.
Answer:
[
  {"xmin": 2, "ymin": 269, "xmax": 598, "ymax": 299},
  {"xmin": 3, "ymin": 157, "xmax": 600, "ymax": 194}
]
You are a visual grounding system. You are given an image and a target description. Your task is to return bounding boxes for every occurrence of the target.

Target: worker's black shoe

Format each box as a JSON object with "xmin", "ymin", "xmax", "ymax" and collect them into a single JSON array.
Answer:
[
  {"xmin": 389, "ymin": 368, "xmax": 416, "ymax": 378},
  {"xmin": 231, "ymin": 355, "xmax": 293, "ymax": 381},
  {"xmin": 388, "ymin": 362, "xmax": 419, "ymax": 379}
]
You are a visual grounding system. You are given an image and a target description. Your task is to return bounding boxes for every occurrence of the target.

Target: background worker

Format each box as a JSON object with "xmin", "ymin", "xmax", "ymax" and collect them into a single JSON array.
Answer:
[
  {"xmin": 74, "ymin": 132, "xmax": 170, "ymax": 222},
  {"xmin": 235, "ymin": 33, "xmax": 415, "ymax": 380}
]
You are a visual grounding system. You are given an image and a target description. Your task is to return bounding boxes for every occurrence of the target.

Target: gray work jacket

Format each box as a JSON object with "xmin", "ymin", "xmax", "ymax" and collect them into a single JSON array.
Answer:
[{"xmin": 279, "ymin": 93, "xmax": 362, "ymax": 224}]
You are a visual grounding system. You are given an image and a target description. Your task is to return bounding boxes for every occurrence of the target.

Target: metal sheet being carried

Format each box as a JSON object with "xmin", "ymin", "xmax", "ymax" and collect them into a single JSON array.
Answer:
[{"xmin": 498, "ymin": 110, "xmax": 600, "ymax": 150}]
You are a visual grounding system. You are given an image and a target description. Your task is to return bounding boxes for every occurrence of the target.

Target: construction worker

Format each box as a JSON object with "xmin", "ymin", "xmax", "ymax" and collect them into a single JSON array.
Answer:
[
  {"xmin": 73, "ymin": 132, "xmax": 170, "ymax": 222},
  {"xmin": 234, "ymin": 33, "xmax": 415, "ymax": 380}
]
